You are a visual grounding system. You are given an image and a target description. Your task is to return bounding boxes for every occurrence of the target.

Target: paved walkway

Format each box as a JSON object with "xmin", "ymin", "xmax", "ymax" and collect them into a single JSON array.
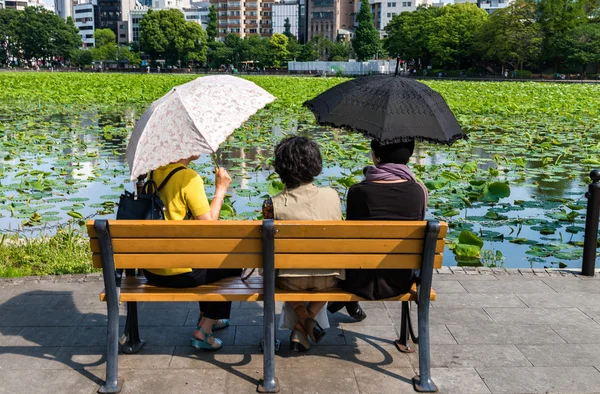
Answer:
[{"xmin": 1, "ymin": 268, "xmax": 600, "ymax": 394}]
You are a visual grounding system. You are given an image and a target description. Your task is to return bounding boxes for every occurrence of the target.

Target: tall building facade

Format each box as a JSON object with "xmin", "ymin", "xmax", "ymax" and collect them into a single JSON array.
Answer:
[
  {"xmin": 55, "ymin": 0, "xmax": 73, "ymax": 18},
  {"xmin": 368, "ymin": 0, "xmax": 430, "ymax": 37},
  {"xmin": 5, "ymin": 0, "xmax": 47, "ymax": 10},
  {"xmin": 211, "ymin": 0, "xmax": 274, "ymax": 39},
  {"xmin": 74, "ymin": 0, "xmax": 97, "ymax": 47},
  {"xmin": 272, "ymin": 0, "xmax": 299, "ymax": 37},
  {"xmin": 305, "ymin": 0, "xmax": 356, "ymax": 42}
]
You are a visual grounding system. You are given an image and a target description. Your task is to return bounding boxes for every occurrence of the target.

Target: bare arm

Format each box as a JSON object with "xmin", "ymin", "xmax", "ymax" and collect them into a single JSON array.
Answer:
[{"xmin": 196, "ymin": 168, "xmax": 231, "ymax": 221}]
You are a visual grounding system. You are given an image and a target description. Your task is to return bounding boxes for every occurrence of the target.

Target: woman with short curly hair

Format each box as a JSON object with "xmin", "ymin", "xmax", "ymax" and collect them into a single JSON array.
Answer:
[{"xmin": 262, "ymin": 136, "xmax": 342, "ymax": 352}]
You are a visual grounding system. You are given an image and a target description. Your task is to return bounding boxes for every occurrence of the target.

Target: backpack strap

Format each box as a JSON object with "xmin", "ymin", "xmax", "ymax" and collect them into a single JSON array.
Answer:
[{"xmin": 153, "ymin": 166, "xmax": 186, "ymax": 192}]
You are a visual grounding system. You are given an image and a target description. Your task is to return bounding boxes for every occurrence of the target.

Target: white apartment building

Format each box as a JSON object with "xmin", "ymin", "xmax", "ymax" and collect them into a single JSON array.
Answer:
[
  {"xmin": 368, "ymin": 0, "xmax": 431, "ymax": 36},
  {"xmin": 455, "ymin": 0, "xmax": 510, "ymax": 14},
  {"xmin": 73, "ymin": 0, "xmax": 96, "ymax": 47},
  {"xmin": 183, "ymin": 5, "xmax": 210, "ymax": 28},
  {"xmin": 128, "ymin": 4, "xmax": 209, "ymax": 44},
  {"xmin": 4, "ymin": 0, "xmax": 48, "ymax": 10},
  {"xmin": 151, "ymin": 0, "xmax": 190, "ymax": 8},
  {"xmin": 0, "ymin": 0, "xmax": 5, "ymax": 8},
  {"xmin": 55, "ymin": 0, "xmax": 73, "ymax": 18},
  {"xmin": 272, "ymin": 0, "xmax": 299, "ymax": 38}
]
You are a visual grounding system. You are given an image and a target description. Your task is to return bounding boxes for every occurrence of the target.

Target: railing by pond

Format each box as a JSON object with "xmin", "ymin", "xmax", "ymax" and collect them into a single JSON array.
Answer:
[{"xmin": 582, "ymin": 170, "xmax": 600, "ymax": 276}]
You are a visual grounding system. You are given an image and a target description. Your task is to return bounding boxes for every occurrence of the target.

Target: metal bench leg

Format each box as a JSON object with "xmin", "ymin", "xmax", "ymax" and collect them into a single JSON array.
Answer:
[
  {"xmin": 120, "ymin": 302, "xmax": 145, "ymax": 354},
  {"xmin": 413, "ymin": 221, "xmax": 439, "ymax": 393},
  {"xmin": 395, "ymin": 301, "xmax": 415, "ymax": 353},
  {"xmin": 95, "ymin": 220, "xmax": 124, "ymax": 394},
  {"xmin": 258, "ymin": 219, "xmax": 280, "ymax": 393}
]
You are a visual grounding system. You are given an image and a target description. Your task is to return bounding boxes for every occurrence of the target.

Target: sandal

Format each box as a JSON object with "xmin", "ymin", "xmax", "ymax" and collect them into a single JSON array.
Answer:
[
  {"xmin": 190, "ymin": 326, "xmax": 222, "ymax": 351},
  {"xmin": 212, "ymin": 319, "xmax": 230, "ymax": 331}
]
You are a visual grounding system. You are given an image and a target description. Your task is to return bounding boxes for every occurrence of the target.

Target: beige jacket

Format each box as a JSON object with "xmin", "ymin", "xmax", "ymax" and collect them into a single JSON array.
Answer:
[{"xmin": 272, "ymin": 183, "xmax": 344, "ymax": 279}]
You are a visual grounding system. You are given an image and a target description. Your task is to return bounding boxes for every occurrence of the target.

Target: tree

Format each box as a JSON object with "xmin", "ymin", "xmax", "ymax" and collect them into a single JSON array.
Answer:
[
  {"xmin": 309, "ymin": 34, "xmax": 333, "ymax": 60},
  {"xmin": 283, "ymin": 17, "xmax": 293, "ymax": 39},
  {"xmin": 352, "ymin": 1, "xmax": 381, "ymax": 61},
  {"xmin": 70, "ymin": 48, "xmax": 94, "ymax": 67},
  {"xmin": 427, "ymin": 3, "xmax": 488, "ymax": 69},
  {"xmin": 473, "ymin": 0, "xmax": 542, "ymax": 71},
  {"xmin": 536, "ymin": 0, "xmax": 588, "ymax": 69},
  {"xmin": 207, "ymin": 5, "xmax": 217, "ymax": 42},
  {"xmin": 93, "ymin": 28, "xmax": 116, "ymax": 47},
  {"xmin": 286, "ymin": 36, "xmax": 302, "ymax": 60},
  {"xmin": 92, "ymin": 29, "xmax": 118, "ymax": 62},
  {"xmin": 385, "ymin": 7, "xmax": 441, "ymax": 69},
  {"xmin": 329, "ymin": 41, "xmax": 351, "ymax": 61},
  {"xmin": 297, "ymin": 43, "xmax": 317, "ymax": 61},
  {"xmin": 139, "ymin": 9, "xmax": 207, "ymax": 66},
  {"xmin": 563, "ymin": 22, "xmax": 600, "ymax": 74},
  {"xmin": 0, "ymin": 9, "xmax": 19, "ymax": 65},
  {"xmin": 269, "ymin": 33, "xmax": 289, "ymax": 67}
]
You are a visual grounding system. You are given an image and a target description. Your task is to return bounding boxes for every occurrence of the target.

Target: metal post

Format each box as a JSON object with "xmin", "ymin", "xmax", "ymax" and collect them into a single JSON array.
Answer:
[
  {"xmin": 395, "ymin": 301, "xmax": 415, "ymax": 353},
  {"xmin": 120, "ymin": 302, "xmax": 145, "ymax": 354},
  {"xmin": 94, "ymin": 220, "xmax": 124, "ymax": 394},
  {"xmin": 582, "ymin": 170, "xmax": 600, "ymax": 276},
  {"xmin": 258, "ymin": 219, "xmax": 280, "ymax": 393},
  {"xmin": 413, "ymin": 220, "xmax": 440, "ymax": 393}
]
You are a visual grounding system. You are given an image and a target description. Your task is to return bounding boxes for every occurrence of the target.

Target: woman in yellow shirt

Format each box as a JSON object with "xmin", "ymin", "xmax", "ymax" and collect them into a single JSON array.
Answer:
[{"xmin": 143, "ymin": 154, "xmax": 238, "ymax": 351}]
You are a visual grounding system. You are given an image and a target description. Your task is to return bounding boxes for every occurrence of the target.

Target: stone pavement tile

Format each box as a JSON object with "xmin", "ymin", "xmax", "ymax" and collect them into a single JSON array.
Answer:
[
  {"xmin": 429, "ymin": 368, "xmax": 491, "ymax": 394},
  {"xmin": 579, "ymin": 306, "xmax": 600, "ymax": 322},
  {"xmin": 276, "ymin": 364, "xmax": 361, "ymax": 394},
  {"xmin": 61, "ymin": 326, "xmax": 109, "ymax": 347},
  {"xmin": 388, "ymin": 324, "xmax": 456, "ymax": 345},
  {"xmin": 484, "ymin": 307, "xmax": 595, "ymax": 326},
  {"xmin": 0, "ymin": 327, "xmax": 22, "ymax": 345},
  {"xmin": 343, "ymin": 325, "xmax": 399, "ymax": 347},
  {"xmin": 49, "ymin": 345, "xmax": 175, "ymax": 370},
  {"xmin": 238, "ymin": 301, "xmax": 284, "ymax": 313},
  {"xmin": 477, "ymin": 366, "xmax": 600, "ymax": 394},
  {"xmin": 434, "ymin": 274, "xmax": 498, "ymax": 281},
  {"xmin": 430, "ymin": 280, "xmax": 468, "ymax": 294},
  {"xmin": 550, "ymin": 324, "xmax": 600, "ymax": 344},
  {"xmin": 197, "ymin": 309, "xmax": 264, "ymax": 326},
  {"xmin": 139, "ymin": 308, "xmax": 190, "ymax": 326},
  {"xmin": 402, "ymin": 307, "xmax": 495, "ymax": 326},
  {"xmin": 43, "ymin": 294, "xmax": 106, "ymax": 312},
  {"xmin": 117, "ymin": 368, "xmax": 231, "ymax": 394},
  {"xmin": 433, "ymin": 294, "xmax": 527, "ymax": 308},
  {"xmin": 234, "ymin": 325, "xmax": 346, "ymax": 346},
  {"xmin": 516, "ymin": 292, "xmax": 600, "ymax": 308},
  {"xmin": 544, "ymin": 279, "xmax": 600, "ymax": 293},
  {"xmin": 0, "ymin": 294, "xmax": 54, "ymax": 309},
  {"xmin": 0, "ymin": 369, "xmax": 101, "ymax": 394},
  {"xmin": 329, "ymin": 307, "xmax": 393, "ymax": 326},
  {"xmin": 0, "ymin": 326, "xmax": 77, "ymax": 347},
  {"xmin": 447, "ymin": 324, "xmax": 566, "ymax": 345},
  {"xmin": 170, "ymin": 345, "xmax": 264, "ymax": 370},
  {"xmin": 430, "ymin": 344, "xmax": 531, "ymax": 368},
  {"xmin": 0, "ymin": 310, "xmax": 87, "ymax": 327},
  {"xmin": 135, "ymin": 325, "xmax": 236, "ymax": 347},
  {"xmin": 460, "ymin": 280, "xmax": 555, "ymax": 294},
  {"xmin": 358, "ymin": 301, "xmax": 386, "ymax": 309},
  {"xmin": 79, "ymin": 311, "xmax": 127, "ymax": 326},
  {"xmin": 518, "ymin": 344, "xmax": 600, "ymax": 366},
  {"xmin": 0, "ymin": 346, "xmax": 60, "ymax": 370},
  {"xmin": 353, "ymin": 367, "xmax": 416, "ymax": 394}
]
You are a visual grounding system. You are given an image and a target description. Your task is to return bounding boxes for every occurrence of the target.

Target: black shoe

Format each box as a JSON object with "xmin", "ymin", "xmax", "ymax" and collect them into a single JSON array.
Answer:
[
  {"xmin": 327, "ymin": 302, "xmax": 345, "ymax": 315},
  {"xmin": 346, "ymin": 302, "xmax": 367, "ymax": 322}
]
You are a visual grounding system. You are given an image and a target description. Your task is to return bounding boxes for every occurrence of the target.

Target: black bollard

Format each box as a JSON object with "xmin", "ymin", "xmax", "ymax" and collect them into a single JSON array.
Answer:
[{"xmin": 582, "ymin": 170, "xmax": 600, "ymax": 276}]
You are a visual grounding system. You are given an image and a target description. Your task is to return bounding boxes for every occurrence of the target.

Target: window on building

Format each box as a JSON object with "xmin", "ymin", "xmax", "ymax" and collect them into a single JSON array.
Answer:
[
  {"xmin": 120, "ymin": 25, "xmax": 125, "ymax": 29},
  {"xmin": 120, "ymin": 34, "xmax": 126, "ymax": 38},
  {"xmin": 387, "ymin": 12, "xmax": 390, "ymax": 17},
  {"xmin": 86, "ymin": 34, "xmax": 94, "ymax": 38},
  {"xmin": 311, "ymin": 11, "xmax": 333, "ymax": 19},
  {"xmin": 392, "ymin": 2, "xmax": 396, "ymax": 6},
  {"xmin": 79, "ymin": 26, "xmax": 94, "ymax": 30}
]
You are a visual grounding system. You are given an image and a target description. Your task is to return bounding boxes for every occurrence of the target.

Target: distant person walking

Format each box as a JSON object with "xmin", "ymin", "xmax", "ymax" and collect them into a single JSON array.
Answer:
[{"xmin": 147, "ymin": 65, "xmax": 150, "ymax": 73}]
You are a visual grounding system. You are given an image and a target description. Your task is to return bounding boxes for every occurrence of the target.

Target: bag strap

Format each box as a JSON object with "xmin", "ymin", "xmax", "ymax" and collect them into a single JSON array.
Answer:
[{"xmin": 150, "ymin": 166, "xmax": 187, "ymax": 192}]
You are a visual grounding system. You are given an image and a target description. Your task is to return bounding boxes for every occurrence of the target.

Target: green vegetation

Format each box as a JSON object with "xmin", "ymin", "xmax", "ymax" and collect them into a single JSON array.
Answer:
[
  {"xmin": 353, "ymin": 0, "xmax": 382, "ymax": 61},
  {"xmin": 1, "ymin": 73, "xmax": 600, "ymax": 275}
]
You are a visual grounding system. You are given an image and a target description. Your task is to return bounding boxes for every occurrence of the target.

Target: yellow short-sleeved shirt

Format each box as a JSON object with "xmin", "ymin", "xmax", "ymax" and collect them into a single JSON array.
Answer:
[{"xmin": 145, "ymin": 163, "xmax": 211, "ymax": 276}]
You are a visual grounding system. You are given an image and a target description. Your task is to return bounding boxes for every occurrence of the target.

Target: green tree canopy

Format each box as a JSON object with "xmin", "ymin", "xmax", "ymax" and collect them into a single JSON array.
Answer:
[
  {"xmin": 269, "ymin": 33, "xmax": 289, "ymax": 67},
  {"xmin": 473, "ymin": 0, "xmax": 542, "ymax": 70},
  {"xmin": 563, "ymin": 22, "xmax": 600, "ymax": 73},
  {"xmin": 329, "ymin": 41, "xmax": 351, "ymax": 61},
  {"xmin": 207, "ymin": 5, "xmax": 217, "ymax": 42},
  {"xmin": 139, "ymin": 9, "xmax": 207, "ymax": 65},
  {"xmin": 309, "ymin": 34, "xmax": 333, "ymax": 61},
  {"xmin": 70, "ymin": 48, "xmax": 94, "ymax": 67},
  {"xmin": 352, "ymin": 1, "xmax": 381, "ymax": 61}
]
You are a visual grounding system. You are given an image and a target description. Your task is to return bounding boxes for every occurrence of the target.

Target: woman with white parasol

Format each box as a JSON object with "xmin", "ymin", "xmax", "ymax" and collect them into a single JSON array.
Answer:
[{"xmin": 126, "ymin": 75, "xmax": 275, "ymax": 350}]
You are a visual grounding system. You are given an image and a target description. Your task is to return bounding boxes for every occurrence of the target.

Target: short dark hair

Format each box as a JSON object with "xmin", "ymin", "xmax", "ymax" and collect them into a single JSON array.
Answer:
[
  {"xmin": 274, "ymin": 136, "xmax": 323, "ymax": 189},
  {"xmin": 370, "ymin": 140, "xmax": 415, "ymax": 165}
]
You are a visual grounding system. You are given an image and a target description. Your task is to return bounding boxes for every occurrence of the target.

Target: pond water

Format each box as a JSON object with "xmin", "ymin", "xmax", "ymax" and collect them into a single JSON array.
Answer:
[{"xmin": 0, "ymin": 103, "xmax": 594, "ymax": 270}]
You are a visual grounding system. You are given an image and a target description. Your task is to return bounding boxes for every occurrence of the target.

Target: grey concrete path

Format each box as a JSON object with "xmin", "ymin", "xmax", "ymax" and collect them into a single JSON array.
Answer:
[{"xmin": 2, "ymin": 268, "xmax": 600, "ymax": 394}]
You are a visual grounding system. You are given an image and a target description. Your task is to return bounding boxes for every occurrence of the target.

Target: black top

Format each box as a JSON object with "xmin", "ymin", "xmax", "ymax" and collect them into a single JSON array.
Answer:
[
  {"xmin": 346, "ymin": 180, "xmax": 426, "ymax": 221},
  {"xmin": 341, "ymin": 179, "xmax": 426, "ymax": 300}
]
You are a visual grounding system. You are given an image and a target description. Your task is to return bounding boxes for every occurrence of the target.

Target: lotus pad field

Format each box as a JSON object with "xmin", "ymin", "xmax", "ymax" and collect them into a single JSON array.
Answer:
[{"xmin": 1, "ymin": 72, "xmax": 600, "ymax": 275}]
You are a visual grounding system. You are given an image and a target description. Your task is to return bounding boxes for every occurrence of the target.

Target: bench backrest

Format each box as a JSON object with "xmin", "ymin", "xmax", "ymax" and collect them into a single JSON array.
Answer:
[{"xmin": 87, "ymin": 220, "xmax": 447, "ymax": 270}]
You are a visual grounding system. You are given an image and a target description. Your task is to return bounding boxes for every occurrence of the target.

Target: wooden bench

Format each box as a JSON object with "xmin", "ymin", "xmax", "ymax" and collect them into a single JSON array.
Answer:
[{"xmin": 88, "ymin": 219, "xmax": 447, "ymax": 394}]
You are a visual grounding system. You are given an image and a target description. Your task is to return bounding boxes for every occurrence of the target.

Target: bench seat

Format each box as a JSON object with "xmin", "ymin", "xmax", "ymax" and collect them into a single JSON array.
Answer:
[{"xmin": 100, "ymin": 276, "xmax": 437, "ymax": 303}]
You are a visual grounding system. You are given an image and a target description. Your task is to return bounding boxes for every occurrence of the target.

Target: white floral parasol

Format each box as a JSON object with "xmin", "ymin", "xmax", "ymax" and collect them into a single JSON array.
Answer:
[{"xmin": 126, "ymin": 75, "xmax": 276, "ymax": 181}]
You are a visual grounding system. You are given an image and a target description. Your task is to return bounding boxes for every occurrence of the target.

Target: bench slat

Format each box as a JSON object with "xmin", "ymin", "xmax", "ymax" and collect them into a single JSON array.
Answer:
[
  {"xmin": 274, "ymin": 254, "xmax": 443, "ymax": 269},
  {"xmin": 86, "ymin": 220, "xmax": 262, "ymax": 239},
  {"xmin": 100, "ymin": 277, "xmax": 436, "ymax": 302},
  {"xmin": 275, "ymin": 239, "xmax": 445, "ymax": 254},
  {"xmin": 273, "ymin": 221, "xmax": 448, "ymax": 239},
  {"xmin": 89, "ymin": 238, "xmax": 262, "ymax": 254},
  {"xmin": 92, "ymin": 253, "xmax": 263, "ymax": 269}
]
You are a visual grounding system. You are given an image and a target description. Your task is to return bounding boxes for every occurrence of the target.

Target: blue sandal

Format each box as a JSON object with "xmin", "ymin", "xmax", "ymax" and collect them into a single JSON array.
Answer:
[{"xmin": 190, "ymin": 327, "xmax": 223, "ymax": 351}]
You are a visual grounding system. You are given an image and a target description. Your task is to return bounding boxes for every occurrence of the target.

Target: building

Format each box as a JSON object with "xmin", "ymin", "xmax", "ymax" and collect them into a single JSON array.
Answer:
[
  {"xmin": 305, "ymin": 0, "xmax": 356, "ymax": 42},
  {"xmin": 368, "ymin": 0, "xmax": 430, "ymax": 37},
  {"xmin": 129, "ymin": 5, "xmax": 148, "ymax": 43},
  {"xmin": 74, "ymin": 0, "xmax": 97, "ymax": 47},
  {"xmin": 4, "ymin": 0, "xmax": 47, "ymax": 10},
  {"xmin": 55, "ymin": 0, "xmax": 73, "ymax": 19},
  {"xmin": 456, "ymin": 0, "xmax": 510, "ymax": 14},
  {"xmin": 183, "ymin": 5, "xmax": 210, "ymax": 28},
  {"xmin": 96, "ymin": 0, "xmax": 136, "ymax": 39},
  {"xmin": 211, "ymin": 0, "xmax": 274, "ymax": 39},
  {"xmin": 272, "ymin": 0, "xmax": 299, "ymax": 38},
  {"xmin": 0, "ymin": 0, "xmax": 5, "ymax": 8}
]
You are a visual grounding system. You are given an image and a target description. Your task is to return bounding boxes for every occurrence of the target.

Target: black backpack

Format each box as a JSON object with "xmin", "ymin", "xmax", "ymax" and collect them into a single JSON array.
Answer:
[{"xmin": 116, "ymin": 167, "xmax": 186, "ymax": 220}]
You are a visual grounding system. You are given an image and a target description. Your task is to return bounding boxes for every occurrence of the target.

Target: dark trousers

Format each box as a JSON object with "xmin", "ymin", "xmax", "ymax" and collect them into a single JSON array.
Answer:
[{"xmin": 144, "ymin": 269, "xmax": 241, "ymax": 320}]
